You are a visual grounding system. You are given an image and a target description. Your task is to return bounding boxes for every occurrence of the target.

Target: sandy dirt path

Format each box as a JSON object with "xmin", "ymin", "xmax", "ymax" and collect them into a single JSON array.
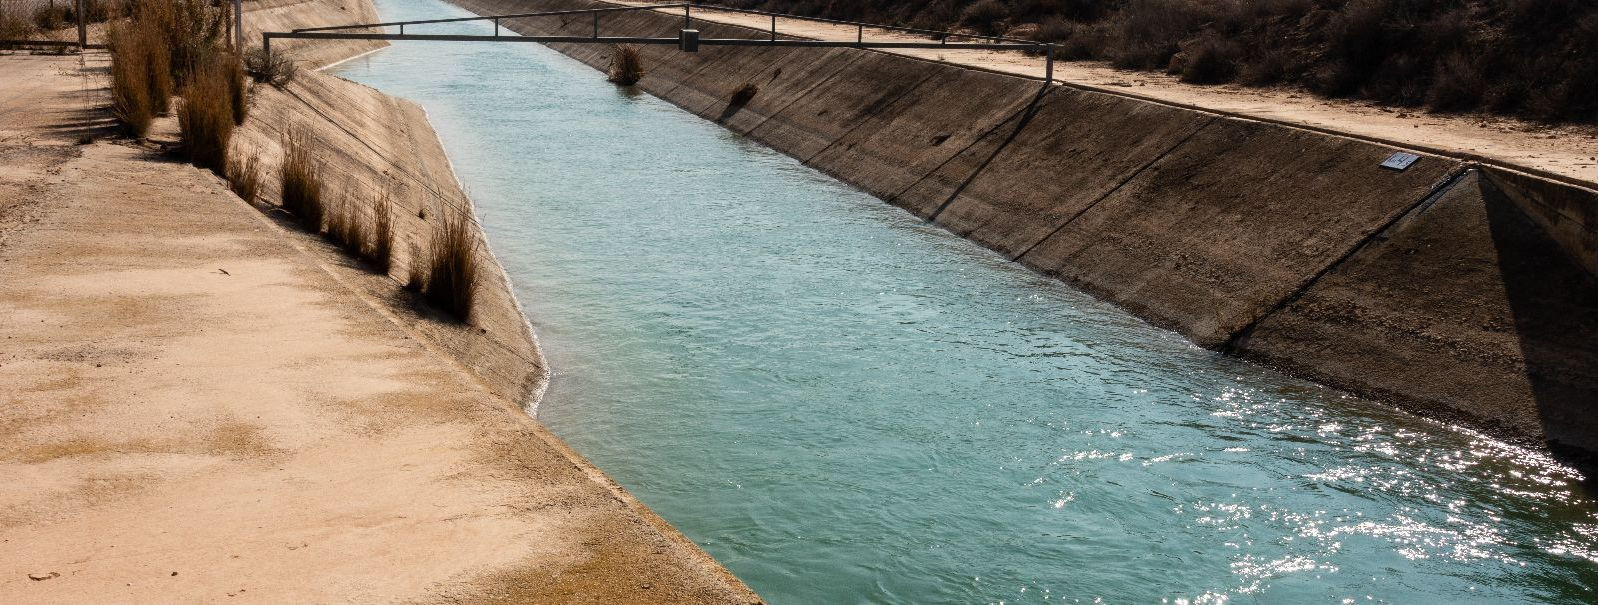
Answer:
[
  {"xmin": 607, "ymin": 0, "xmax": 1598, "ymax": 187},
  {"xmin": 0, "ymin": 52, "xmax": 757, "ymax": 604}
]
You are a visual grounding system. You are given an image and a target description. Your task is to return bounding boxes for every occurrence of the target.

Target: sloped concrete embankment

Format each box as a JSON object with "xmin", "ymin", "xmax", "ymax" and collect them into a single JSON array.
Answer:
[
  {"xmin": 221, "ymin": 1, "xmax": 761, "ymax": 600},
  {"xmin": 239, "ymin": 0, "xmax": 543, "ymax": 402},
  {"xmin": 458, "ymin": 0, "xmax": 1598, "ymax": 454}
]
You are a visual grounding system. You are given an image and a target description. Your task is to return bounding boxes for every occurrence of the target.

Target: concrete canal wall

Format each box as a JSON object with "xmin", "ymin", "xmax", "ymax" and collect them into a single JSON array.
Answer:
[{"xmin": 453, "ymin": 0, "xmax": 1598, "ymax": 455}]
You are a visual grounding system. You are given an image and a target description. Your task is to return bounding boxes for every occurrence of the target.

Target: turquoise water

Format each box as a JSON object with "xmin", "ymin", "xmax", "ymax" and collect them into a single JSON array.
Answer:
[{"xmin": 331, "ymin": 2, "xmax": 1598, "ymax": 602}]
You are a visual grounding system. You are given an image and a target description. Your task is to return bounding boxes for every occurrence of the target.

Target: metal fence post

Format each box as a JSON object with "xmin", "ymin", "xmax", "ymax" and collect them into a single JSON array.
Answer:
[
  {"xmin": 74, "ymin": 0, "xmax": 86, "ymax": 48},
  {"xmin": 857, "ymin": 24, "xmax": 862, "ymax": 45},
  {"xmin": 262, "ymin": 32, "xmax": 271, "ymax": 63},
  {"xmin": 684, "ymin": 4, "xmax": 691, "ymax": 29},
  {"xmin": 1045, "ymin": 44, "xmax": 1055, "ymax": 85},
  {"xmin": 234, "ymin": 0, "xmax": 243, "ymax": 49},
  {"xmin": 593, "ymin": 12, "xmax": 599, "ymax": 38},
  {"xmin": 769, "ymin": 14, "xmax": 775, "ymax": 41}
]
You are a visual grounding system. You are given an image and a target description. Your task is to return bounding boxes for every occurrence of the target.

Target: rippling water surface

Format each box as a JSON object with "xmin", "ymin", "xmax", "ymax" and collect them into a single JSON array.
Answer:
[{"xmin": 333, "ymin": 2, "xmax": 1598, "ymax": 601}]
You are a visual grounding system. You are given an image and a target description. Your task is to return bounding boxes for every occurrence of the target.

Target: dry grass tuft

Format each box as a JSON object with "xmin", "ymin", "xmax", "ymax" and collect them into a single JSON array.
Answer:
[
  {"xmin": 177, "ymin": 53, "xmax": 235, "ymax": 175},
  {"xmin": 324, "ymin": 191, "xmax": 370, "ymax": 255},
  {"xmin": 226, "ymin": 150, "xmax": 261, "ymax": 203},
  {"xmin": 279, "ymin": 128, "xmax": 325, "ymax": 230},
  {"xmin": 365, "ymin": 190, "xmax": 394, "ymax": 273},
  {"xmin": 137, "ymin": 0, "xmax": 225, "ymax": 85},
  {"xmin": 421, "ymin": 212, "xmax": 478, "ymax": 321},
  {"xmin": 244, "ymin": 45, "xmax": 297, "ymax": 87},
  {"xmin": 222, "ymin": 50, "xmax": 249, "ymax": 124},
  {"xmin": 107, "ymin": 21, "xmax": 156, "ymax": 137},
  {"xmin": 729, "ymin": 82, "xmax": 759, "ymax": 107},
  {"xmin": 607, "ymin": 45, "xmax": 644, "ymax": 85}
]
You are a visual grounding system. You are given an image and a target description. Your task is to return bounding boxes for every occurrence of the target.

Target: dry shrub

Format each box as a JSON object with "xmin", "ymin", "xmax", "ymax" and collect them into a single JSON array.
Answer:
[
  {"xmin": 422, "ymin": 212, "xmax": 478, "ymax": 321},
  {"xmin": 608, "ymin": 45, "xmax": 644, "ymax": 85},
  {"xmin": 279, "ymin": 128, "xmax": 325, "ymax": 230},
  {"xmin": 221, "ymin": 50, "xmax": 248, "ymax": 124},
  {"xmin": 33, "ymin": 0, "xmax": 124, "ymax": 29},
  {"xmin": 729, "ymin": 82, "xmax": 759, "ymax": 107},
  {"xmin": 244, "ymin": 45, "xmax": 296, "ymax": 87},
  {"xmin": 177, "ymin": 53, "xmax": 234, "ymax": 175},
  {"xmin": 137, "ymin": 0, "xmax": 225, "ymax": 85},
  {"xmin": 365, "ymin": 190, "xmax": 394, "ymax": 273},
  {"xmin": 1103, "ymin": 0, "xmax": 1202, "ymax": 70},
  {"xmin": 108, "ymin": 2, "xmax": 174, "ymax": 117},
  {"xmin": 324, "ymin": 192, "xmax": 369, "ymax": 254},
  {"xmin": 1426, "ymin": 52, "xmax": 1486, "ymax": 112},
  {"xmin": 107, "ymin": 22, "xmax": 155, "ymax": 136},
  {"xmin": 959, "ymin": 0, "xmax": 1008, "ymax": 34},
  {"xmin": 1177, "ymin": 34, "xmax": 1241, "ymax": 84},
  {"xmin": 226, "ymin": 150, "xmax": 261, "ymax": 203},
  {"xmin": 1, "ymin": 2, "xmax": 39, "ymax": 41}
]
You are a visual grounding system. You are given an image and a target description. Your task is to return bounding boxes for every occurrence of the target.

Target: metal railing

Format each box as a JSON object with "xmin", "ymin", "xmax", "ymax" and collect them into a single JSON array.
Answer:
[{"xmin": 265, "ymin": 3, "xmax": 1057, "ymax": 83}]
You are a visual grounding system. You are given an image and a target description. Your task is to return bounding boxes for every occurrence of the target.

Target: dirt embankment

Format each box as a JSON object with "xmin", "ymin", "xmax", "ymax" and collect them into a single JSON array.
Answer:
[
  {"xmin": 0, "ymin": 0, "xmax": 761, "ymax": 602},
  {"xmin": 457, "ymin": 0, "xmax": 1598, "ymax": 457}
]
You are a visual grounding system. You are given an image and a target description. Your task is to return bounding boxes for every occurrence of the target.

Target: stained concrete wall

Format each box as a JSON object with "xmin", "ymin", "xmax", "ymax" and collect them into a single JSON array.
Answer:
[
  {"xmin": 1485, "ymin": 167, "xmax": 1598, "ymax": 279},
  {"xmin": 1238, "ymin": 170, "xmax": 1598, "ymax": 452},
  {"xmin": 455, "ymin": 0, "xmax": 1598, "ymax": 453}
]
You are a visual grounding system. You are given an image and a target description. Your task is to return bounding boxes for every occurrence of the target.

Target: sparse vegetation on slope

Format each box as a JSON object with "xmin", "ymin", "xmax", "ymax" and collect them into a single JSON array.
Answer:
[
  {"xmin": 421, "ymin": 212, "xmax": 478, "ymax": 322},
  {"xmin": 280, "ymin": 128, "xmax": 326, "ymax": 230},
  {"xmin": 244, "ymin": 45, "xmax": 297, "ymax": 87},
  {"xmin": 226, "ymin": 151, "xmax": 261, "ymax": 203},
  {"xmin": 708, "ymin": 0, "xmax": 1598, "ymax": 122},
  {"xmin": 366, "ymin": 190, "xmax": 394, "ymax": 273}
]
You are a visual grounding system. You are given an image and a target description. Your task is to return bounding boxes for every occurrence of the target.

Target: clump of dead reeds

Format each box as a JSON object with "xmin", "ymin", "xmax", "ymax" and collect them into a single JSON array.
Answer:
[
  {"xmin": 279, "ymin": 128, "xmax": 325, "ymax": 230},
  {"xmin": 607, "ymin": 44, "xmax": 644, "ymax": 85},
  {"xmin": 729, "ymin": 82, "xmax": 759, "ymax": 107},
  {"xmin": 323, "ymin": 191, "xmax": 367, "ymax": 253},
  {"xmin": 226, "ymin": 150, "xmax": 261, "ymax": 203},
  {"xmin": 107, "ymin": 21, "xmax": 156, "ymax": 136},
  {"xmin": 243, "ymin": 45, "xmax": 297, "ymax": 87},
  {"xmin": 107, "ymin": 8, "xmax": 175, "ymax": 137},
  {"xmin": 223, "ymin": 50, "xmax": 249, "ymax": 124},
  {"xmin": 421, "ymin": 212, "xmax": 478, "ymax": 321},
  {"xmin": 178, "ymin": 52, "xmax": 235, "ymax": 175},
  {"xmin": 136, "ymin": 0, "xmax": 225, "ymax": 85},
  {"xmin": 365, "ymin": 190, "xmax": 394, "ymax": 273}
]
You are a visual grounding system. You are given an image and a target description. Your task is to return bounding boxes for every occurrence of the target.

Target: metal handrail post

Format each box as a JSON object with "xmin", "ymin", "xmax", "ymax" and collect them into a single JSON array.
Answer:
[
  {"xmin": 684, "ymin": 4, "xmax": 690, "ymax": 29},
  {"xmin": 769, "ymin": 15, "xmax": 775, "ymax": 41},
  {"xmin": 1045, "ymin": 44, "xmax": 1054, "ymax": 85},
  {"xmin": 593, "ymin": 12, "xmax": 599, "ymax": 38}
]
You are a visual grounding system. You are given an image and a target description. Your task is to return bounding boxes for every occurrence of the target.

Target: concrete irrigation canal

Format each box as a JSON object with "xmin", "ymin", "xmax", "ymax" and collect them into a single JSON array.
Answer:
[{"xmin": 328, "ymin": 0, "xmax": 1598, "ymax": 601}]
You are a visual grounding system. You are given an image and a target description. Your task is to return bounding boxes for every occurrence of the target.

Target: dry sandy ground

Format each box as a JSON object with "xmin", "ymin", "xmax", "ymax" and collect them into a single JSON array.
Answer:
[
  {"xmin": 611, "ymin": 0, "xmax": 1598, "ymax": 187},
  {"xmin": 0, "ymin": 52, "xmax": 757, "ymax": 603}
]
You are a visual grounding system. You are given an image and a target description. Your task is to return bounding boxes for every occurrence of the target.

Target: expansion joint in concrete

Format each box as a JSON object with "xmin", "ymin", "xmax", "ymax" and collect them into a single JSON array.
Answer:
[
  {"xmin": 798, "ymin": 69, "xmax": 942, "ymax": 164},
  {"xmin": 738, "ymin": 52, "xmax": 868, "ymax": 135},
  {"xmin": 1222, "ymin": 164, "xmax": 1477, "ymax": 353},
  {"xmin": 917, "ymin": 85, "xmax": 1056, "ymax": 222},
  {"xmin": 1009, "ymin": 114, "xmax": 1221, "ymax": 263}
]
